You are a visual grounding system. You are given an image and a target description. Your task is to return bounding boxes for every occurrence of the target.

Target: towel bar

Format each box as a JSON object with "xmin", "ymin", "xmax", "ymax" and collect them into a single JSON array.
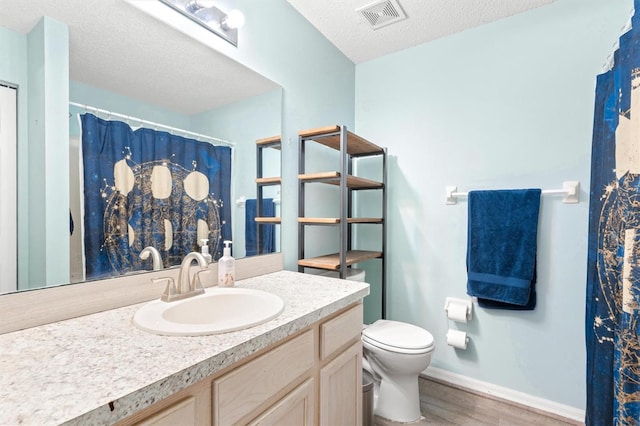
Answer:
[
  {"xmin": 445, "ymin": 181, "xmax": 579, "ymax": 205},
  {"xmin": 235, "ymin": 196, "xmax": 281, "ymax": 207}
]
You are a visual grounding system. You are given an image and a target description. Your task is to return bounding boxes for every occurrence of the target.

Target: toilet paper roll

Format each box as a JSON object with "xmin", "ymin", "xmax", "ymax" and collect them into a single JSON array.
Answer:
[
  {"xmin": 447, "ymin": 329, "xmax": 468, "ymax": 350},
  {"xmin": 446, "ymin": 302, "xmax": 469, "ymax": 323}
]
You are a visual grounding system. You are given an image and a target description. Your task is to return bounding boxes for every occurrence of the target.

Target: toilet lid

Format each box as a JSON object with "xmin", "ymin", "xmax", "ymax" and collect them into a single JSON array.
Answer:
[{"xmin": 362, "ymin": 320, "xmax": 434, "ymax": 352}]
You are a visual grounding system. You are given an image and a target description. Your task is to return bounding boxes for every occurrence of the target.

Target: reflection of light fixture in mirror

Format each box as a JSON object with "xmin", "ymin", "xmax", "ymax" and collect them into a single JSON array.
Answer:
[{"xmin": 158, "ymin": 0, "xmax": 245, "ymax": 46}]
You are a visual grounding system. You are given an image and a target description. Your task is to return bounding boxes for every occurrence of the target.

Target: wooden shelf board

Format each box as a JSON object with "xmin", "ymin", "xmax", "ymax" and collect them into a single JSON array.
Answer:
[
  {"xmin": 298, "ymin": 125, "xmax": 384, "ymax": 156},
  {"xmin": 298, "ymin": 217, "xmax": 340, "ymax": 224},
  {"xmin": 255, "ymin": 217, "xmax": 281, "ymax": 224},
  {"xmin": 256, "ymin": 177, "xmax": 282, "ymax": 185},
  {"xmin": 298, "ymin": 218, "xmax": 382, "ymax": 224},
  {"xmin": 297, "ymin": 172, "xmax": 382, "ymax": 189},
  {"xmin": 256, "ymin": 135, "xmax": 282, "ymax": 149},
  {"xmin": 297, "ymin": 250, "xmax": 382, "ymax": 270},
  {"xmin": 298, "ymin": 171, "xmax": 339, "ymax": 181}
]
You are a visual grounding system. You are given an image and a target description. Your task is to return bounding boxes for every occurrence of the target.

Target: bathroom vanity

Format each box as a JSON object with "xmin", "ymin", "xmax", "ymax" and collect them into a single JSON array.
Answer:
[{"xmin": 0, "ymin": 271, "xmax": 369, "ymax": 425}]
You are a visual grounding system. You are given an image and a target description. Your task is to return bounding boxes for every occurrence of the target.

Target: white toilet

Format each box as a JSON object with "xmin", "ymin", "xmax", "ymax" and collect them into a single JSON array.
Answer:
[
  {"xmin": 362, "ymin": 319, "xmax": 435, "ymax": 423},
  {"xmin": 307, "ymin": 268, "xmax": 435, "ymax": 422}
]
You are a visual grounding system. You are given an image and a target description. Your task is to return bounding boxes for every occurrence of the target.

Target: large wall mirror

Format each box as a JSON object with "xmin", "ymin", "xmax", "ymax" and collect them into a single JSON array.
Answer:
[{"xmin": 0, "ymin": 0, "xmax": 282, "ymax": 295}]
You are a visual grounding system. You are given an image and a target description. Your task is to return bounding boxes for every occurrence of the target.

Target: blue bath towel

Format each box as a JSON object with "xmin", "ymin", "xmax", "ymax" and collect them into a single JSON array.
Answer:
[
  {"xmin": 466, "ymin": 189, "xmax": 541, "ymax": 309},
  {"xmin": 245, "ymin": 198, "xmax": 275, "ymax": 256}
]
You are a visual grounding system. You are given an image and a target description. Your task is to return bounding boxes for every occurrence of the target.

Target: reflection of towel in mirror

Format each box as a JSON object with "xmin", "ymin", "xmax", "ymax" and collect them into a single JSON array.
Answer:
[
  {"xmin": 466, "ymin": 189, "xmax": 541, "ymax": 310},
  {"xmin": 245, "ymin": 198, "xmax": 275, "ymax": 256}
]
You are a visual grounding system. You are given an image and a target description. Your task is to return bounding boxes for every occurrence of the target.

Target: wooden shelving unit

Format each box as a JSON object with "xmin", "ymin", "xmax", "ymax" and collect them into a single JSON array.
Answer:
[
  {"xmin": 297, "ymin": 125, "xmax": 387, "ymax": 318},
  {"xmin": 255, "ymin": 135, "xmax": 281, "ymax": 255}
]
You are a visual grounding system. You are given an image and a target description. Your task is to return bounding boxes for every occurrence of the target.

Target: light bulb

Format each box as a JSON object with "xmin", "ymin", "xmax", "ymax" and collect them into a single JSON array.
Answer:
[{"xmin": 221, "ymin": 9, "xmax": 245, "ymax": 30}]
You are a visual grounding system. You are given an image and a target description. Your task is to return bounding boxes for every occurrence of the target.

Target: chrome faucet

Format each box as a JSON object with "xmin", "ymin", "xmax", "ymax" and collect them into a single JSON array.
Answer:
[
  {"xmin": 140, "ymin": 246, "xmax": 163, "ymax": 271},
  {"xmin": 156, "ymin": 252, "xmax": 208, "ymax": 302}
]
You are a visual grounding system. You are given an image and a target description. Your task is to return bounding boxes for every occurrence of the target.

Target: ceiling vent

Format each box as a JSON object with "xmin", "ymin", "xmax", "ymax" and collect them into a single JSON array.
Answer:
[{"xmin": 356, "ymin": 0, "xmax": 407, "ymax": 30}]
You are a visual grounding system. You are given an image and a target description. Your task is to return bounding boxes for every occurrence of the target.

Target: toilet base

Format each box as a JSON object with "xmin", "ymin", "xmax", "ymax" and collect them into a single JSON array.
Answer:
[
  {"xmin": 375, "ymin": 413, "xmax": 426, "ymax": 425},
  {"xmin": 374, "ymin": 372, "xmax": 422, "ymax": 423}
]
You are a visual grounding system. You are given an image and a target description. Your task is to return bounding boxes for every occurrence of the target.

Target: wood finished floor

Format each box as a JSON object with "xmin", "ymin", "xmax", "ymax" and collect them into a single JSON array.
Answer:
[{"xmin": 373, "ymin": 377, "xmax": 582, "ymax": 426}]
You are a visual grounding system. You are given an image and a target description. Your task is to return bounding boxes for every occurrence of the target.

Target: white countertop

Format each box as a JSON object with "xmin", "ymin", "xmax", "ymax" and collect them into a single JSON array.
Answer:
[{"xmin": 0, "ymin": 271, "xmax": 369, "ymax": 425}]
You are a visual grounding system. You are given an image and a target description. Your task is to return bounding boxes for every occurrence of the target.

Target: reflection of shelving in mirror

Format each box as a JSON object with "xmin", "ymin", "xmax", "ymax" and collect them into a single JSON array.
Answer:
[
  {"xmin": 297, "ymin": 125, "xmax": 387, "ymax": 318},
  {"xmin": 255, "ymin": 135, "xmax": 282, "ymax": 255}
]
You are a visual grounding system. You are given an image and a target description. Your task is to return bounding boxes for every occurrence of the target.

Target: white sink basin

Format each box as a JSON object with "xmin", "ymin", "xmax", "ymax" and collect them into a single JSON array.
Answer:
[{"xmin": 133, "ymin": 287, "xmax": 285, "ymax": 336}]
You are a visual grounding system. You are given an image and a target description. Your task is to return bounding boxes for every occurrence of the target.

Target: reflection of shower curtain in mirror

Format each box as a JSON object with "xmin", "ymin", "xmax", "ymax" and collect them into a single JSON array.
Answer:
[
  {"xmin": 586, "ymin": 2, "xmax": 640, "ymax": 424},
  {"xmin": 80, "ymin": 113, "xmax": 231, "ymax": 280}
]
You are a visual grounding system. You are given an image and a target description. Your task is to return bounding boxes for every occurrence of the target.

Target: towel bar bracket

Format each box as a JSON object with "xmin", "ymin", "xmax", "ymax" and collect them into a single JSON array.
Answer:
[
  {"xmin": 445, "ymin": 181, "xmax": 580, "ymax": 205},
  {"xmin": 561, "ymin": 181, "xmax": 580, "ymax": 204},
  {"xmin": 445, "ymin": 186, "xmax": 458, "ymax": 205}
]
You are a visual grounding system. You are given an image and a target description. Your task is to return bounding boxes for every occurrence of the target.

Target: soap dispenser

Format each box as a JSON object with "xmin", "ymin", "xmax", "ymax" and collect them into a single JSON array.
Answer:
[
  {"xmin": 200, "ymin": 239, "xmax": 213, "ymax": 264},
  {"xmin": 218, "ymin": 240, "xmax": 235, "ymax": 287}
]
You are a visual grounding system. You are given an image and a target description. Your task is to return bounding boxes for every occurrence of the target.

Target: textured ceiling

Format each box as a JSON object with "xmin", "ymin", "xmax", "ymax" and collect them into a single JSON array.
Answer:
[
  {"xmin": 0, "ymin": 0, "xmax": 278, "ymax": 115},
  {"xmin": 1, "ymin": 0, "xmax": 557, "ymax": 114},
  {"xmin": 286, "ymin": 0, "xmax": 556, "ymax": 64}
]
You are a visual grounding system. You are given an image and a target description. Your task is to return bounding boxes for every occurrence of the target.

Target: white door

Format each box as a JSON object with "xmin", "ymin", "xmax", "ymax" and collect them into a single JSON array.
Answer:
[{"xmin": 0, "ymin": 84, "xmax": 17, "ymax": 294}]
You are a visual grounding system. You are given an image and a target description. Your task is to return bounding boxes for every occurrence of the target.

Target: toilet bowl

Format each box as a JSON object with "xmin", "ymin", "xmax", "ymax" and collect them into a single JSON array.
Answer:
[{"xmin": 362, "ymin": 319, "xmax": 435, "ymax": 423}]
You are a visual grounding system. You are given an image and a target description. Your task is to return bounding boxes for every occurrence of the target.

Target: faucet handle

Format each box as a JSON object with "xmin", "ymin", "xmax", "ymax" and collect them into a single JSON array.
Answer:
[{"xmin": 154, "ymin": 277, "xmax": 177, "ymax": 302}]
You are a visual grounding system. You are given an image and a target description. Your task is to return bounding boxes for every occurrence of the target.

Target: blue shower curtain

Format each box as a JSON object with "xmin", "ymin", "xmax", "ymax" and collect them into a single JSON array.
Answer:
[
  {"xmin": 586, "ymin": 3, "xmax": 640, "ymax": 424},
  {"xmin": 81, "ymin": 113, "xmax": 231, "ymax": 280}
]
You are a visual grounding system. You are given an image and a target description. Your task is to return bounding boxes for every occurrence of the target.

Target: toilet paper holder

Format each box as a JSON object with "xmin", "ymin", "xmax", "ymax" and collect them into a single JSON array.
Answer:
[{"xmin": 443, "ymin": 297, "xmax": 473, "ymax": 322}]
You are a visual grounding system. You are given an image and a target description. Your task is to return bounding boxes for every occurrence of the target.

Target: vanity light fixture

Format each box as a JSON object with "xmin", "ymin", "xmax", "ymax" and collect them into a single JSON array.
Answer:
[{"xmin": 158, "ymin": 0, "xmax": 245, "ymax": 46}]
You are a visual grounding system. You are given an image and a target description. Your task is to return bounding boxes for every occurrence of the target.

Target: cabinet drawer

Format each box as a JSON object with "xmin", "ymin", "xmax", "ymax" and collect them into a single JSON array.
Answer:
[
  {"xmin": 213, "ymin": 330, "xmax": 314, "ymax": 425},
  {"xmin": 320, "ymin": 304, "xmax": 363, "ymax": 360}
]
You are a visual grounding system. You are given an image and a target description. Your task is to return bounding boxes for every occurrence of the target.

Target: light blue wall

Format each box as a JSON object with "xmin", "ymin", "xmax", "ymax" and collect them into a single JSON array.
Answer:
[
  {"xmin": 355, "ymin": 0, "xmax": 632, "ymax": 410},
  {"xmin": 210, "ymin": 0, "xmax": 357, "ymax": 269},
  {"xmin": 2, "ymin": 18, "xmax": 71, "ymax": 289},
  {"xmin": 69, "ymin": 81, "xmax": 191, "ymax": 130},
  {"xmin": 25, "ymin": 17, "xmax": 69, "ymax": 289}
]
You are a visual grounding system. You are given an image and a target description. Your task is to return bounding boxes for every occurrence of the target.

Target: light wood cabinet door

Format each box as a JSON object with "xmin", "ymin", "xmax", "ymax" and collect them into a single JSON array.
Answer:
[
  {"xmin": 248, "ymin": 379, "xmax": 314, "ymax": 426},
  {"xmin": 213, "ymin": 330, "xmax": 314, "ymax": 425},
  {"xmin": 319, "ymin": 341, "xmax": 362, "ymax": 426}
]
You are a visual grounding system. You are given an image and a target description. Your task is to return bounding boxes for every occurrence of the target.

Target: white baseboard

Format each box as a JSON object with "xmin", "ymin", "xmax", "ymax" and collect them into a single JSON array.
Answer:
[{"xmin": 421, "ymin": 367, "xmax": 585, "ymax": 423}]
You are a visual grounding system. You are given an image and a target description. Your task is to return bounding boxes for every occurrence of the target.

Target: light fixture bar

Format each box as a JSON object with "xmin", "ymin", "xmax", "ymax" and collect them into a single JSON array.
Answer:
[{"xmin": 158, "ymin": 0, "xmax": 240, "ymax": 46}]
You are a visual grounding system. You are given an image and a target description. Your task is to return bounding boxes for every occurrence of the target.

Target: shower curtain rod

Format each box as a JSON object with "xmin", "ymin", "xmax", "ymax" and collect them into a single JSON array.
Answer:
[{"xmin": 69, "ymin": 101, "xmax": 234, "ymax": 147}]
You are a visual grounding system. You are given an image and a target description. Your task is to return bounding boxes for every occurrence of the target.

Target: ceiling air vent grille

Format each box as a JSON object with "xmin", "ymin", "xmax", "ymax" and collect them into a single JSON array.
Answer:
[{"xmin": 356, "ymin": 0, "xmax": 407, "ymax": 30}]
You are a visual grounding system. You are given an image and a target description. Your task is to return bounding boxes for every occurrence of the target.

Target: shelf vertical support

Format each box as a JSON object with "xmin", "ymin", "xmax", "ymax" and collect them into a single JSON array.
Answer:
[
  {"xmin": 339, "ymin": 125, "xmax": 349, "ymax": 279},
  {"xmin": 382, "ymin": 147, "xmax": 387, "ymax": 320},
  {"xmin": 255, "ymin": 143, "xmax": 264, "ymax": 254},
  {"xmin": 298, "ymin": 135, "xmax": 306, "ymax": 272}
]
